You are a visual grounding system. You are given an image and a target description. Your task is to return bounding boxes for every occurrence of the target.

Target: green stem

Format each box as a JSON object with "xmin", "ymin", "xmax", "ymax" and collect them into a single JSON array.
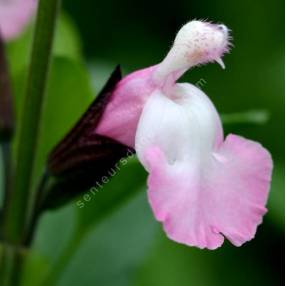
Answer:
[
  {"xmin": 24, "ymin": 169, "xmax": 51, "ymax": 245},
  {"xmin": 3, "ymin": 0, "xmax": 61, "ymax": 244},
  {"xmin": 0, "ymin": 244, "xmax": 24, "ymax": 286}
]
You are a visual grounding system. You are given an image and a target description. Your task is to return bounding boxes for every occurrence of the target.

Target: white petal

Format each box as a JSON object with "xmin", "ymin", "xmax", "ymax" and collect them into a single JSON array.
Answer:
[{"xmin": 135, "ymin": 83, "xmax": 223, "ymax": 169}]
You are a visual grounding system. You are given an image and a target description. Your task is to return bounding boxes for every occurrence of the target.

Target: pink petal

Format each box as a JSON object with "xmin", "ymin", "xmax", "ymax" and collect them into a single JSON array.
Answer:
[
  {"xmin": 96, "ymin": 66, "xmax": 157, "ymax": 147},
  {"xmin": 0, "ymin": 0, "xmax": 37, "ymax": 41},
  {"xmin": 144, "ymin": 135, "xmax": 272, "ymax": 250}
]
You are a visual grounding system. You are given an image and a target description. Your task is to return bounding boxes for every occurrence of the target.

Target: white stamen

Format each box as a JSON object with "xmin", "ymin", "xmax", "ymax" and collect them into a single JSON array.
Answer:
[{"xmin": 215, "ymin": 58, "xmax": 225, "ymax": 69}]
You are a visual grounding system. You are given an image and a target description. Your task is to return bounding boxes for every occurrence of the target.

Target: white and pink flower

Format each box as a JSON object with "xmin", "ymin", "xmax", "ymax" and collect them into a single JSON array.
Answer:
[
  {"xmin": 95, "ymin": 20, "xmax": 273, "ymax": 249},
  {"xmin": 0, "ymin": 0, "xmax": 37, "ymax": 40}
]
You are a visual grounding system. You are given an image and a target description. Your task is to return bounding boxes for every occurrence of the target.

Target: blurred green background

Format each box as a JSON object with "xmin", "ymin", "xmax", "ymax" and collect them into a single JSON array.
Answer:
[{"xmin": 2, "ymin": 0, "xmax": 284, "ymax": 285}]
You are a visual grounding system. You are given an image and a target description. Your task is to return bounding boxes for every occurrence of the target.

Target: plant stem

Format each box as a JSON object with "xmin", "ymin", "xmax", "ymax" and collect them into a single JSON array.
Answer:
[
  {"xmin": 2, "ymin": 0, "xmax": 61, "ymax": 244},
  {"xmin": 0, "ymin": 244, "xmax": 24, "ymax": 286},
  {"xmin": 24, "ymin": 169, "xmax": 51, "ymax": 245}
]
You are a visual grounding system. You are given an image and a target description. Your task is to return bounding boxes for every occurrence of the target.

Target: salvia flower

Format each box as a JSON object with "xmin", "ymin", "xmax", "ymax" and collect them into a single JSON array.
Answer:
[
  {"xmin": 95, "ymin": 20, "xmax": 273, "ymax": 249},
  {"xmin": 0, "ymin": 0, "xmax": 37, "ymax": 41}
]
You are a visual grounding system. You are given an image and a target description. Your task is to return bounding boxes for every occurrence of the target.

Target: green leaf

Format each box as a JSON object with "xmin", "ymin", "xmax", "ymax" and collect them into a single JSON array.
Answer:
[
  {"xmin": 6, "ymin": 13, "xmax": 82, "ymax": 78},
  {"xmin": 33, "ymin": 204, "xmax": 77, "ymax": 265},
  {"xmin": 57, "ymin": 191, "xmax": 157, "ymax": 286},
  {"xmin": 6, "ymin": 27, "xmax": 33, "ymax": 80},
  {"xmin": 53, "ymin": 13, "xmax": 82, "ymax": 61},
  {"xmin": 20, "ymin": 251, "xmax": 50, "ymax": 286},
  {"xmin": 133, "ymin": 228, "xmax": 282, "ymax": 286},
  {"xmin": 34, "ymin": 159, "xmax": 148, "ymax": 285},
  {"xmin": 267, "ymin": 163, "xmax": 284, "ymax": 228},
  {"xmin": 221, "ymin": 110, "xmax": 270, "ymax": 125},
  {"xmin": 75, "ymin": 157, "xmax": 147, "ymax": 233}
]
